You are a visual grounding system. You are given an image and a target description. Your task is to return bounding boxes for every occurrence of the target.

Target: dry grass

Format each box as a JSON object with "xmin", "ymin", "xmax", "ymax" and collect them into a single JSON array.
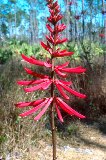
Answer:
[
  {"xmin": 0, "ymin": 57, "xmax": 106, "ymax": 159},
  {"xmin": 1, "ymin": 120, "xmax": 106, "ymax": 159}
]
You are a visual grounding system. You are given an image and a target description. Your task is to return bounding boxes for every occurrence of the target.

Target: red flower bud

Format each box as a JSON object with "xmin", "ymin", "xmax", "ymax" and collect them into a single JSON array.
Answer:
[
  {"xmin": 46, "ymin": 24, "xmax": 53, "ymax": 33},
  {"xmin": 41, "ymin": 41, "xmax": 52, "ymax": 54},
  {"xmin": 74, "ymin": 15, "xmax": 80, "ymax": 20},
  {"xmin": 99, "ymin": 33, "xmax": 105, "ymax": 38},
  {"xmin": 55, "ymin": 24, "xmax": 66, "ymax": 32}
]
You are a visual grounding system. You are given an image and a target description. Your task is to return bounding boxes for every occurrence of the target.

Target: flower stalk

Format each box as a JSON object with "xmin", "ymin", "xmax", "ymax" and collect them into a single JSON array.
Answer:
[{"xmin": 50, "ymin": 24, "xmax": 57, "ymax": 160}]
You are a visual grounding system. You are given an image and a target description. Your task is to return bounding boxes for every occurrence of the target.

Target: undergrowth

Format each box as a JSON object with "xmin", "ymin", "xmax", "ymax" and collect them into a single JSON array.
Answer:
[{"xmin": 0, "ymin": 54, "xmax": 105, "ymax": 158}]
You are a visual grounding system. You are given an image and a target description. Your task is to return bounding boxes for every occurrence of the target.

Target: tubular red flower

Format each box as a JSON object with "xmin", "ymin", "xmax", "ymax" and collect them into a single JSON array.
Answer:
[
  {"xmin": 30, "ymin": 56, "xmax": 52, "ymax": 68},
  {"xmin": 49, "ymin": 9, "xmax": 55, "ymax": 16},
  {"xmin": 22, "ymin": 54, "xmax": 44, "ymax": 66},
  {"xmin": 24, "ymin": 67, "xmax": 49, "ymax": 79},
  {"xmin": 56, "ymin": 97, "xmax": 85, "ymax": 119},
  {"xmin": 56, "ymin": 38, "xmax": 68, "ymax": 45},
  {"xmin": 46, "ymin": 24, "xmax": 54, "ymax": 33},
  {"xmin": 55, "ymin": 61, "xmax": 69, "ymax": 69},
  {"xmin": 17, "ymin": 78, "xmax": 49, "ymax": 86},
  {"xmin": 40, "ymin": 41, "xmax": 52, "ymax": 54},
  {"xmin": 41, "ymin": 80, "xmax": 52, "ymax": 90},
  {"xmin": 58, "ymin": 67, "xmax": 86, "ymax": 74},
  {"xmin": 58, "ymin": 81, "xmax": 86, "ymax": 99},
  {"xmin": 46, "ymin": 35, "xmax": 54, "ymax": 44},
  {"xmin": 55, "ymin": 81, "xmax": 69, "ymax": 100},
  {"xmin": 55, "ymin": 68, "xmax": 67, "ymax": 78},
  {"xmin": 19, "ymin": 98, "xmax": 49, "ymax": 117},
  {"xmin": 15, "ymin": 98, "xmax": 45, "ymax": 108},
  {"xmin": 55, "ymin": 24, "xmax": 66, "ymax": 32},
  {"xmin": 55, "ymin": 104, "xmax": 64, "ymax": 122},
  {"xmin": 48, "ymin": 1, "xmax": 59, "ymax": 10},
  {"xmin": 53, "ymin": 50, "xmax": 74, "ymax": 57},
  {"xmin": 34, "ymin": 98, "xmax": 53, "ymax": 121},
  {"xmin": 24, "ymin": 80, "xmax": 51, "ymax": 92},
  {"xmin": 54, "ymin": 5, "xmax": 60, "ymax": 13},
  {"xmin": 47, "ymin": 14, "xmax": 63, "ymax": 24},
  {"xmin": 59, "ymin": 79, "xmax": 72, "ymax": 86}
]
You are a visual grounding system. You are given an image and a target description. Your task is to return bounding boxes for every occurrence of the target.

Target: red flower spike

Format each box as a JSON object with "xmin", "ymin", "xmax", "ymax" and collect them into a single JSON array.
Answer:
[
  {"xmin": 16, "ymin": 2, "xmax": 87, "ymax": 159},
  {"xmin": 19, "ymin": 98, "xmax": 49, "ymax": 117},
  {"xmin": 16, "ymin": 0, "xmax": 86, "ymax": 128},
  {"xmin": 55, "ymin": 104, "xmax": 64, "ymax": 122},
  {"xmin": 56, "ymin": 97, "xmax": 85, "ymax": 119},
  {"xmin": 34, "ymin": 98, "xmax": 53, "ymax": 121}
]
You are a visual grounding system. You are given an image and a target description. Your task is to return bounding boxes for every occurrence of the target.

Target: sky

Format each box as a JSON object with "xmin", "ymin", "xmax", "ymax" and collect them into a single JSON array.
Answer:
[
  {"xmin": 0, "ymin": 0, "xmax": 103, "ymax": 37},
  {"xmin": 0, "ymin": 0, "xmax": 66, "ymax": 37}
]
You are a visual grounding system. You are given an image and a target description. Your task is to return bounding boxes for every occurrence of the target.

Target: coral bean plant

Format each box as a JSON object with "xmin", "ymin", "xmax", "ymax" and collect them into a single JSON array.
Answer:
[{"xmin": 15, "ymin": 0, "xmax": 86, "ymax": 159}]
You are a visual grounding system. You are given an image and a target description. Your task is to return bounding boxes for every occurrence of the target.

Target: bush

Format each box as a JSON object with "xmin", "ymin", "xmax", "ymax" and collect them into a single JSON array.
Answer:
[{"xmin": 0, "ymin": 48, "xmax": 13, "ymax": 64}]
